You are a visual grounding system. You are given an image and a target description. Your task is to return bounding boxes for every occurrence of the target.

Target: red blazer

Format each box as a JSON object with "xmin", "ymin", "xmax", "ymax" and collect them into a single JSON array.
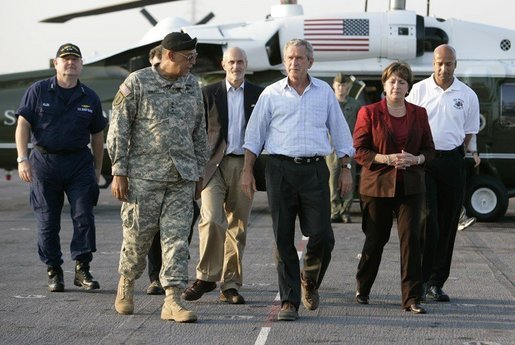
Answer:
[{"xmin": 353, "ymin": 98, "xmax": 435, "ymax": 197}]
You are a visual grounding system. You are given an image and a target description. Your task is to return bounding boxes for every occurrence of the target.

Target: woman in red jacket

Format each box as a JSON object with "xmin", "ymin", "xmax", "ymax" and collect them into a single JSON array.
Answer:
[{"xmin": 353, "ymin": 62, "xmax": 435, "ymax": 314}]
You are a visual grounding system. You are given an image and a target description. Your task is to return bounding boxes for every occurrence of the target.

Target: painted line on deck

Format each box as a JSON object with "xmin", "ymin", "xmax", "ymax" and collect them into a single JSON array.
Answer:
[{"xmin": 254, "ymin": 235, "xmax": 309, "ymax": 345}]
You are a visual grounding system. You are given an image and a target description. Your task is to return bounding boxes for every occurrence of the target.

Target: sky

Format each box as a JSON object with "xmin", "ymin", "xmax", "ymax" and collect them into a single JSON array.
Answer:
[{"xmin": 1, "ymin": 0, "xmax": 515, "ymax": 75}]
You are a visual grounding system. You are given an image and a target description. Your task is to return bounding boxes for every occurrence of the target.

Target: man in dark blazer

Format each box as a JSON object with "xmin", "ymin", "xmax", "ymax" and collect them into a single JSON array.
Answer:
[{"xmin": 182, "ymin": 47, "xmax": 264, "ymax": 304}]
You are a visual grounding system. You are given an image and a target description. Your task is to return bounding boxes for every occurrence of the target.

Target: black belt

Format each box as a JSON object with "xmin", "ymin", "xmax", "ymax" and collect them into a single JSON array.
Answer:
[
  {"xmin": 270, "ymin": 154, "xmax": 324, "ymax": 164},
  {"xmin": 34, "ymin": 145, "xmax": 84, "ymax": 155},
  {"xmin": 435, "ymin": 146, "xmax": 463, "ymax": 158},
  {"xmin": 226, "ymin": 153, "xmax": 244, "ymax": 158}
]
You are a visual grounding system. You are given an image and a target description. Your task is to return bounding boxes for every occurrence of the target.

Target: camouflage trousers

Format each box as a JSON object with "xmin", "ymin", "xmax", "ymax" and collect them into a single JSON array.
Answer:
[{"xmin": 118, "ymin": 177, "xmax": 194, "ymax": 289}]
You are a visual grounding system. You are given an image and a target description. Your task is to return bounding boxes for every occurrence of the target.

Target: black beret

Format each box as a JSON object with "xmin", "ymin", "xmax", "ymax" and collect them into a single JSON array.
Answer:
[
  {"xmin": 161, "ymin": 32, "xmax": 197, "ymax": 52},
  {"xmin": 56, "ymin": 43, "xmax": 82, "ymax": 58}
]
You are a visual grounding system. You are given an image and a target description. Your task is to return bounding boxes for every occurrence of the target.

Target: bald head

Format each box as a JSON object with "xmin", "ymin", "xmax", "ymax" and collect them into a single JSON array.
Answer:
[
  {"xmin": 433, "ymin": 44, "xmax": 457, "ymax": 90},
  {"xmin": 223, "ymin": 47, "xmax": 247, "ymax": 63},
  {"xmin": 222, "ymin": 47, "xmax": 248, "ymax": 88},
  {"xmin": 434, "ymin": 44, "xmax": 456, "ymax": 62}
]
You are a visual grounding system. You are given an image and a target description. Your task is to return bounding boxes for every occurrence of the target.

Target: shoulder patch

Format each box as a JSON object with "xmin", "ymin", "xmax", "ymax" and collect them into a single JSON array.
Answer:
[
  {"xmin": 113, "ymin": 91, "xmax": 125, "ymax": 106},
  {"xmin": 113, "ymin": 83, "xmax": 132, "ymax": 106},
  {"xmin": 119, "ymin": 83, "xmax": 131, "ymax": 97}
]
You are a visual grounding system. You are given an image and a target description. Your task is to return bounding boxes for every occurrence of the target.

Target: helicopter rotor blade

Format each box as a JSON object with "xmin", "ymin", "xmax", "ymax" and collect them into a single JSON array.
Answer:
[
  {"xmin": 40, "ymin": 0, "xmax": 180, "ymax": 23},
  {"xmin": 195, "ymin": 12, "xmax": 214, "ymax": 25}
]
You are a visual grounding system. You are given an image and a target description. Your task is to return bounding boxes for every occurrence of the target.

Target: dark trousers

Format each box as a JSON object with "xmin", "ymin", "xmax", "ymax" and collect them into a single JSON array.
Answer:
[
  {"xmin": 265, "ymin": 156, "xmax": 335, "ymax": 310},
  {"xmin": 356, "ymin": 189, "xmax": 424, "ymax": 308},
  {"xmin": 422, "ymin": 150, "xmax": 465, "ymax": 288},
  {"xmin": 147, "ymin": 201, "xmax": 199, "ymax": 282},
  {"xmin": 30, "ymin": 149, "xmax": 99, "ymax": 267}
]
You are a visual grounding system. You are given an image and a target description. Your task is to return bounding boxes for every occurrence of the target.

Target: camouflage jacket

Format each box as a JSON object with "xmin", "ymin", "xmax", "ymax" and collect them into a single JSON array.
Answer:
[{"xmin": 107, "ymin": 66, "xmax": 209, "ymax": 181}]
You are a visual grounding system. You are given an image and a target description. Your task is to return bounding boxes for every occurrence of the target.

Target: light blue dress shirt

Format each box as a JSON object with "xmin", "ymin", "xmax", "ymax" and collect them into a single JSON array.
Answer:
[
  {"xmin": 225, "ymin": 80, "xmax": 246, "ymax": 155},
  {"xmin": 243, "ymin": 76, "xmax": 354, "ymax": 158}
]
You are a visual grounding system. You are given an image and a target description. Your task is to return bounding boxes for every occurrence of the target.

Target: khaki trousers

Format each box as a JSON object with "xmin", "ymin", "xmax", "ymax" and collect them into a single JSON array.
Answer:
[{"xmin": 196, "ymin": 156, "xmax": 253, "ymax": 291}]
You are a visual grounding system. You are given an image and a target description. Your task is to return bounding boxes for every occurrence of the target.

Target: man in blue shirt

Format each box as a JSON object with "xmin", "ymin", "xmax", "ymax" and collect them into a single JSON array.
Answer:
[
  {"xmin": 15, "ymin": 43, "xmax": 107, "ymax": 292},
  {"xmin": 242, "ymin": 39, "xmax": 354, "ymax": 321}
]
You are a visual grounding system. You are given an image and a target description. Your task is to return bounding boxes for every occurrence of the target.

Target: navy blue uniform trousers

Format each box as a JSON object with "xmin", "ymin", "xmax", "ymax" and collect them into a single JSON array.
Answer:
[{"xmin": 30, "ymin": 148, "xmax": 99, "ymax": 267}]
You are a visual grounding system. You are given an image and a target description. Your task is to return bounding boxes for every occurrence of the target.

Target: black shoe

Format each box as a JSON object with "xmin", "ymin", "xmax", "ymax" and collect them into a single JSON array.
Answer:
[
  {"xmin": 404, "ymin": 303, "xmax": 427, "ymax": 314},
  {"xmin": 181, "ymin": 279, "xmax": 217, "ymax": 301},
  {"xmin": 331, "ymin": 216, "xmax": 343, "ymax": 223},
  {"xmin": 356, "ymin": 293, "xmax": 369, "ymax": 305},
  {"xmin": 220, "ymin": 288, "xmax": 245, "ymax": 304},
  {"xmin": 74, "ymin": 261, "xmax": 100, "ymax": 290},
  {"xmin": 425, "ymin": 286, "xmax": 450, "ymax": 302},
  {"xmin": 420, "ymin": 283, "xmax": 427, "ymax": 302},
  {"xmin": 146, "ymin": 280, "xmax": 164, "ymax": 295},
  {"xmin": 47, "ymin": 266, "xmax": 64, "ymax": 292}
]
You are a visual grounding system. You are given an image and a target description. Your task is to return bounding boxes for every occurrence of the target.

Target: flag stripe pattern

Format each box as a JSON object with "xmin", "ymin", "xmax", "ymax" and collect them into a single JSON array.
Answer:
[{"xmin": 304, "ymin": 18, "xmax": 370, "ymax": 52}]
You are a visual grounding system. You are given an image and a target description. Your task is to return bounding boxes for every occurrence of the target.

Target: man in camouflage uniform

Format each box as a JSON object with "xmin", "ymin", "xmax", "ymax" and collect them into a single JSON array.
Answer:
[{"xmin": 107, "ymin": 32, "xmax": 209, "ymax": 323}]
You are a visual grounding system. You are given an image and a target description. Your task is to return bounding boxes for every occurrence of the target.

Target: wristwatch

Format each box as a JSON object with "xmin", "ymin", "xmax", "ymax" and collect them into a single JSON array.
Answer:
[
  {"xmin": 341, "ymin": 163, "xmax": 352, "ymax": 169},
  {"xmin": 16, "ymin": 156, "xmax": 28, "ymax": 163}
]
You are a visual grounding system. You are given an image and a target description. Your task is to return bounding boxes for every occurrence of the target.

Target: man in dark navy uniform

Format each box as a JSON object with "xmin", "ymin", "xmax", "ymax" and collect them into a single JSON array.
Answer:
[{"xmin": 15, "ymin": 43, "xmax": 107, "ymax": 292}]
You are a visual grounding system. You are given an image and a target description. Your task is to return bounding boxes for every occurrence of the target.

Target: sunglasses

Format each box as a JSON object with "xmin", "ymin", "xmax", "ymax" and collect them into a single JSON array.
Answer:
[{"xmin": 175, "ymin": 51, "xmax": 198, "ymax": 62}]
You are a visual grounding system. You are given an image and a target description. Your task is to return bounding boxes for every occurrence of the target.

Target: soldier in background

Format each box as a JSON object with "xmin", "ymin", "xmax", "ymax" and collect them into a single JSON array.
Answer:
[
  {"xmin": 107, "ymin": 32, "xmax": 209, "ymax": 322},
  {"xmin": 327, "ymin": 73, "xmax": 362, "ymax": 223},
  {"xmin": 148, "ymin": 45, "xmax": 161, "ymax": 66}
]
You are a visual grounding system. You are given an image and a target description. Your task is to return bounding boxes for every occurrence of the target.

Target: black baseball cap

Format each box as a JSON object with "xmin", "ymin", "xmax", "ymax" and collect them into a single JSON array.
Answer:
[
  {"xmin": 161, "ymin": 32, "xmax": 197, "ymax": 52},
  {"xmin": 56, "ymin": 43, "xmax": 82, "ymax": 58}
]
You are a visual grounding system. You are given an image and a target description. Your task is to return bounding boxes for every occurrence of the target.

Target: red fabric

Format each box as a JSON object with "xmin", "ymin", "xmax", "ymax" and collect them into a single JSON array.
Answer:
[{"xmin": 353, "ymin": 98, "xmax": 435, "ymax": 197}]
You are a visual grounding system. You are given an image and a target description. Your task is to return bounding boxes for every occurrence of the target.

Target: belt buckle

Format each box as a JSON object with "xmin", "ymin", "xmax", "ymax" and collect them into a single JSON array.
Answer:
[{"xmin": 293, "ymin": 157, "xmax": 303, "ymax": 164}]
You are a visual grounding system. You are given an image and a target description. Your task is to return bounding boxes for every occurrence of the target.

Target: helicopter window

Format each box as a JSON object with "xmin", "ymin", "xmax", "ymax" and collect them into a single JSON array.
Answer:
[
  {"xmin": 265, "ymin": 32, "xmax": 282, "ymax": 66},
  {"xmin": 500, "ymin": 84, "xmax": 515, "ymax": 127},
  {"xmin": 423, "ymin": 27, "xmax": 449, "ymax": 52},
  {"xmin": 398, "ymin": 27, "xmax": 409, "ymax": 36}
]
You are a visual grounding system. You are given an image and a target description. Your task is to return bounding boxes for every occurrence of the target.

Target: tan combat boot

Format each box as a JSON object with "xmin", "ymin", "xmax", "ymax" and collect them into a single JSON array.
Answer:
[
  {"xmin": 115, "ymin": 275, "xmax": 134, "ymax": 315},
  {"xmin": 161, "ymin": 287, "xmax": 198, "ymax": 323}
]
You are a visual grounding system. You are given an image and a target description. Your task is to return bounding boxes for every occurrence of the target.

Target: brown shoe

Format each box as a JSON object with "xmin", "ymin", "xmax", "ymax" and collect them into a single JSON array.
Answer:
[
  {"xmin": 220, "ymin": 288, "xmax": 245, "ymax": 304},
  {"xmin": 277, "ymin": 301, "xmax": 298, "ymax": 321},
  {"xmin": 301, "ymin": 274, "xmax": 319, "ymax": 310},
  {"xmin": 181, "ymin": 279, "xmax": 217, "ymax": 301}
]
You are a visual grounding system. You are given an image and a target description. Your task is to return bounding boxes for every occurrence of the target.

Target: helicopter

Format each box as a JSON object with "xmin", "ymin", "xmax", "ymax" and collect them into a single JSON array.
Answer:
[{"xmin": 1, "ymin": 0, "xmax": 515, "ymax": 221}]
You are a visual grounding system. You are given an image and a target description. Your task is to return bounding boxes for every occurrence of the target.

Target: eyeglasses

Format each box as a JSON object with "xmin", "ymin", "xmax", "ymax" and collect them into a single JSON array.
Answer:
[{"xmin": 175, "ymin": 51, "xmax": 198, "ymax": 62}]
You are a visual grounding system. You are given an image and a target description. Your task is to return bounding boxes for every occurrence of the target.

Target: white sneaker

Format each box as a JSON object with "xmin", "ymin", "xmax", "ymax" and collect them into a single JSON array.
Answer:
[{"xmin": 458, "ymin": 217, "xmax": 476, "ymax": 231}]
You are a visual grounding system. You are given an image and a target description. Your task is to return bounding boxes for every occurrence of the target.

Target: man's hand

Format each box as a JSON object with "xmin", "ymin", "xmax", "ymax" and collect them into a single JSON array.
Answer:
[
  {"xmin": 338, "ymin": 168, "xmax": 352, "ymax": 197},
  {"xmin": 18, "ymin": 161, "xmax": 32, "ymax": 183},
  {"xmin": 111, "ymin": 175, "xmax": 129, "ymax": 202},
  {"xmin": 241, "ymin": 168, "xmax": 256, "ymax": 199}
]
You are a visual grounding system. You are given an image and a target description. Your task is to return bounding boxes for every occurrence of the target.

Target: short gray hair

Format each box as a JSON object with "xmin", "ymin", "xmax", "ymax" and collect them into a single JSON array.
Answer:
[{"xmin": 283, "ymin": 39, "xmax": 314, "ymax": 60}]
